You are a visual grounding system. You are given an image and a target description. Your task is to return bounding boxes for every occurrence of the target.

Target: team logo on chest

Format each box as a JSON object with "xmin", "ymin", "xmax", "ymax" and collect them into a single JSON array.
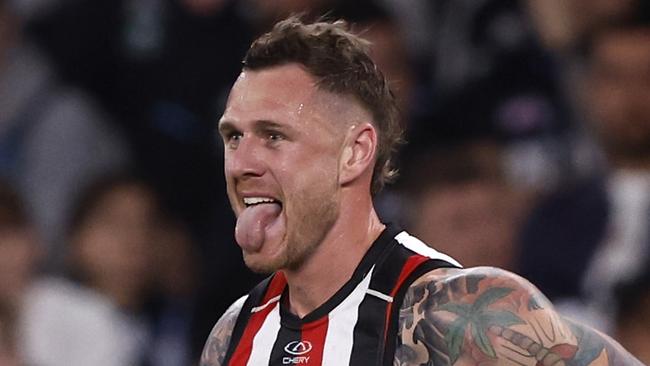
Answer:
[{"xmin": 283, "ymin": 340, "xmax": 312, "ymax": 364}]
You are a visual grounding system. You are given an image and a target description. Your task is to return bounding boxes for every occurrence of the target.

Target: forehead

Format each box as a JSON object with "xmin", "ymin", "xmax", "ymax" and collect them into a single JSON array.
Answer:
[
  {"xmin": 223, "ymin": 64, "xmax": 319, "ymax": 121},
  {"xmin": 221, "ymin": 63, "xmax": 372, "ymax": 137}
]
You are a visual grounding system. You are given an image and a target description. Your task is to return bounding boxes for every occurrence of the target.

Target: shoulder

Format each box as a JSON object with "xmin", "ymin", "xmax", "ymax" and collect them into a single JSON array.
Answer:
[
  {"xmin": 394, "ymin": 267, "xmax": 642, "ymax": 366},
  {"xmin": 405, "ymin": 266, "xmax": 541, "ymax": 300},
  {"xmin": 24, "ymin": 277, "xmax": 116, "ymax": 321},
  {"xmin": 22, "ymin": 278, "xmax": 145, "ymax": 365},
  {"xmin": 200, "ymin": 295, "xmax": 248, "ymax": 366},
  {"xmin": 394, "ymin": 267, "xmax": 542, "ymax": 365}
]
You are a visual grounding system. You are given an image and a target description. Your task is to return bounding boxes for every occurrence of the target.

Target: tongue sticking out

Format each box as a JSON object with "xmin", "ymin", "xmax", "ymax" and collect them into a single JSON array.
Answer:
[{"xmin": 235, "ymin": 203, "xmax": 282, "ymax": 252}]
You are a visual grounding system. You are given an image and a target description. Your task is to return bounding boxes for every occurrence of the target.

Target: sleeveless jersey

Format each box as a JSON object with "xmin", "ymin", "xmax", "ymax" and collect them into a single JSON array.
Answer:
[{"xmin": 223, "ymin": 225, "xmax": 461, "ymax": 366}]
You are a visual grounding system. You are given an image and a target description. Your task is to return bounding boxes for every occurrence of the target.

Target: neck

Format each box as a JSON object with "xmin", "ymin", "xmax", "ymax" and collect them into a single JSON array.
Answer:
[{"xmin": 283, "ymin": 191, "xmax": 384, "ymax": 318}]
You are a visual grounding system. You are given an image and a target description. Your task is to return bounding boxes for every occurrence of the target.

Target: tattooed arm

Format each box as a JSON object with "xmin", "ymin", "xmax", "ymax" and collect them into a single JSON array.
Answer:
[
  {"xmin": 200, "ymin": 295, "xmax": 247, "ymax": 366},
  {"xmin": 394, "ymin": 267, "xmax": 642, "ymax": 366}
]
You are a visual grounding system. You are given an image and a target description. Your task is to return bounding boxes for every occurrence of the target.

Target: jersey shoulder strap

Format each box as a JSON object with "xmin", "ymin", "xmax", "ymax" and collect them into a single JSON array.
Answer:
[
  {"xmin": 349, "ymin": 228, "xmax": 461, "ymax": 365},
  {"xmin": 380, "ymin": 231, "xmax": 462, "ymax": 365},
  {"xmin": 223, "ymin": 272, "xmax": 287, "ymax": 364}
]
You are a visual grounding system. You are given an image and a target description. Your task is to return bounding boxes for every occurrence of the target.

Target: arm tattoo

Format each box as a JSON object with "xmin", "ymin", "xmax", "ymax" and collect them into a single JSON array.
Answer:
[
  {"xmin": 394, "ymin": 267, "xmax": 643, "ymax": 366},
  {"xmin": 200, "ymin": 296, "xmax": 246, "ymax": 366}
]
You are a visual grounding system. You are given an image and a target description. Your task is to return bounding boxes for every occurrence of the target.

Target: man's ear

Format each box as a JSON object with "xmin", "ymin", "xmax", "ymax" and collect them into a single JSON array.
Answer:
[{"xmin": 339, "ymin": 122, "xmax": 377, "ymax": 186}]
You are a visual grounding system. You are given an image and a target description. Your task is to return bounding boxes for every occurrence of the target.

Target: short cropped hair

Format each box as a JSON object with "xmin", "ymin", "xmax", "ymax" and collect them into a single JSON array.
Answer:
[{"xmin": 243, "ymin": 16, "xmax": 402, "ymax": 195}]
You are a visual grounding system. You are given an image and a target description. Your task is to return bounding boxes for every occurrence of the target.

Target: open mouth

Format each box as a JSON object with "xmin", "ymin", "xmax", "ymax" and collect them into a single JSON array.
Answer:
[
  {"xmin": 243, "ymin": 197, "xmax": 282, "ymax": 208},
  {"xmin": 235, "ymin": 196, "xmax": 285, "ymax": 251}
]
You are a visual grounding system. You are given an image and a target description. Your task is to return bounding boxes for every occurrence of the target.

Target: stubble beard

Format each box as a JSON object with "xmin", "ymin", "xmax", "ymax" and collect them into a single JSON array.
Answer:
[
  {"xmin": 284, "ymin": 197, "xmax": 338, "ymax": 272},
  {"xmin": 244, "ymin": 185, "xmax": 340, "ymax": 274}
]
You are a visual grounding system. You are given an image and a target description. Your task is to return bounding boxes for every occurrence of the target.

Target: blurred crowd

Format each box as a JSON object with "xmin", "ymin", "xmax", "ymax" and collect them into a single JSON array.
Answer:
[{"xmin": 0, "ymin": 0, "xmax": 649, "ymax": 364}]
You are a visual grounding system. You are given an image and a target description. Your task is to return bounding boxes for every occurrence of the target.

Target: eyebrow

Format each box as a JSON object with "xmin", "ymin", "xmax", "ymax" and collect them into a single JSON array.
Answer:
[
  {"xmin": 255, "ymin": 120, "xmax": 290, "ymax": 132},
  {"xmin": 217, "ymin": 120, "xmax": 236, "ymax": 136},
  {"xmin": 218, "ymin": 119, "xmax": 295, "ymax": 135}
]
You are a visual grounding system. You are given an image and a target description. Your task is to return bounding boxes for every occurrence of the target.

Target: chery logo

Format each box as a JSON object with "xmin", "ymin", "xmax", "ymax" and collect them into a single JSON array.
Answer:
[{"xmin": 284, "ymin": 341, "xmax": 312, "ymax": 355}]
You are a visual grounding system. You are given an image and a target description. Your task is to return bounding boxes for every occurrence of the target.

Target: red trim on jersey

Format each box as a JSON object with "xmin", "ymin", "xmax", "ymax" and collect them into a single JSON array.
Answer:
[
  {"xmin": 263, "ymin": 271, "xmax": 287, "ymax": 302},
  {"xmin": 229, "ymin": 273, "xmax": 287, "ymax": 366},
  {"xmin": 383, "ymin": 255, "xmax": 429, "ymax": 340},
  {"xmin": 301, "ymin": 317, "xmax": 329, "ymax": 364}
]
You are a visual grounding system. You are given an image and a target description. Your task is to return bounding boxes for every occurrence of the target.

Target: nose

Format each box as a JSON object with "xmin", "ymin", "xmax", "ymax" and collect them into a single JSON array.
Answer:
[{"xmin": 225, "ymin": 136, "xmax": 266, "ymax": 179}]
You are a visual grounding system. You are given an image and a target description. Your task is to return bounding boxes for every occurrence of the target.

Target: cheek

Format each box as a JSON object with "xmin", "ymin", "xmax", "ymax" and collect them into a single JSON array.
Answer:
[
  {"xmin": 225, "ymin": 178, "xmax": 238, "ymax": 201},
  {"xmin": 279, "ymin": 153, "xmax": 339, "ymax": 195}
]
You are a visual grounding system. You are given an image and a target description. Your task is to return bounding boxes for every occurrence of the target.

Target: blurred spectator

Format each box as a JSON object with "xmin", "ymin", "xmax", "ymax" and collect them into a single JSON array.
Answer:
[
  {"xmin": 180, "ymin": 0, "xmax": 229, "ymax": 16},
  {"xmin": 516, "ymin": 13, "xmax": 650, "ymax": 333},
  {"xmin": 0, "ymin": 179, "xmax": 41, "ymax": 312},
  {"xmin": 614, "ymin": 268, "xmax": 650, "ymax": 364},
  {"xmin": 20, "ymin": 174, "xmax": 161, "ymax": 366},
  {"xmin": 524, "ymin": 0, "xmax": 650, "ymax": 182},
  {"xmin": 25, "ymin": 1, "xmax": 265, "ymax": 347},
  {"xmin": 0, "ymin": 0, "xmax": 129, "ymax": 270},
  {"xmin": 363, "ymin": 17, "xmax": 413, "ymax": 127},
  {"xmin": 9, "ymin": 0, "xmax": 62, "ymax": 20},
  {"xmin": 0, "ymin": 179, "xmax": 40, "ymax": 366},
  {"xmin": 331, "ymin": 1, "xmax": 415, "ymax": 129},
  {"xmin": 239, "ymin": 0, "xmax": 340, "ymax": 31},
  {"xmin": 65, "ymin": 174, "xmax": 160, "ymax": 312},
  {"xmin": 398, "ymin": 0, "xmax": 575, "ymax": 193},
  {"xmin": 147, "ymin": 217, "xmax": 198, "ymax": 366},
  {"xmin": 0, "ymin": 302, "xmax": 21, "ymax": 366},
  {"xmin": 526, "ymin": 0, "xmax": 641, "ymax": 52},
  {"xmin": 399, "ymin": 141, "xmax": 531, "ymax": 270},
  {"xmin": 25, "ymin": 0, "xmax": 250, "ymax": 245}
]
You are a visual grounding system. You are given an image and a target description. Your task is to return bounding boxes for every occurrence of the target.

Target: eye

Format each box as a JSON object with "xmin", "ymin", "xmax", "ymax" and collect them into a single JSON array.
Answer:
[
  {"xmin": 265, "ymin": 130, "xmax": 287, "ymax": 145},
  {"xmin": 224, "ymin": 131, "xmax": 243, "ymax": 149},
  {"xmin": 268, "ymin": 132, "xmax": 284, "ymax": 141}
]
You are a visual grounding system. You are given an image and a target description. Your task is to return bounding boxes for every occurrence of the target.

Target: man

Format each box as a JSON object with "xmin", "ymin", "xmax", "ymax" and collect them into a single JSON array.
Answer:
[
  {"xmin": 201, "ymin": 17, "xmax": 641, "ymax": 365},
  {"xmin": 0, "ymin": 179, "xmax": 41, "ymax": 366},
  {"xmin": 0, "ymin": 0, "xmax": 129, "ymax": 271},
  {"xmin": 401, "ymin": 141, "xmax": 527, "ymax": 271},
  {"xmin": 517, "ymin": 18, "xmax": 650, "ymax": 332}
]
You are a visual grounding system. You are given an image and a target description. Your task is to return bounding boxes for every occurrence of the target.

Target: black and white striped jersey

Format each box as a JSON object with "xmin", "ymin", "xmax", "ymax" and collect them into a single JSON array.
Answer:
[{"xmin": 223, "ymin": 224, "xmax": 461, "ymax": 366}]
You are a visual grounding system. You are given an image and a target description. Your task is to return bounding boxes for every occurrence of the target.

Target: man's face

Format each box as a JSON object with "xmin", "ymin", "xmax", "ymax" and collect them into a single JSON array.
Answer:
[
  {"xmin": 74, "ymin": 184, "xmax": 159, "ymax": 300},
  {"xmin": 410, "ymin": 182, "xmax": 522, "ymax": 270},
  {"xmin": 219, "ymin": 64, "xmax": 345, "ymax": 273},
  {"xmin": 588, "ymin": 28, "xmax": 650, "ymax": 161}
]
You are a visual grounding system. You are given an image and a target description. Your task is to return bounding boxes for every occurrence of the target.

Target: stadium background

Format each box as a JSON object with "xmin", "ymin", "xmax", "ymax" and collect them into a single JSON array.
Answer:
[{"xmin": 0, "ymin": 0, "xmax": 649, "ymax": 364}]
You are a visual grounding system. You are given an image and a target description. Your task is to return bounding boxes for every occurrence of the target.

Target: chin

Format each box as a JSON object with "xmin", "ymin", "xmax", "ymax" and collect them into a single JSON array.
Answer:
[{"xmin": 243, "ymin": 252, "xmax": 286, "ymax": 274}]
